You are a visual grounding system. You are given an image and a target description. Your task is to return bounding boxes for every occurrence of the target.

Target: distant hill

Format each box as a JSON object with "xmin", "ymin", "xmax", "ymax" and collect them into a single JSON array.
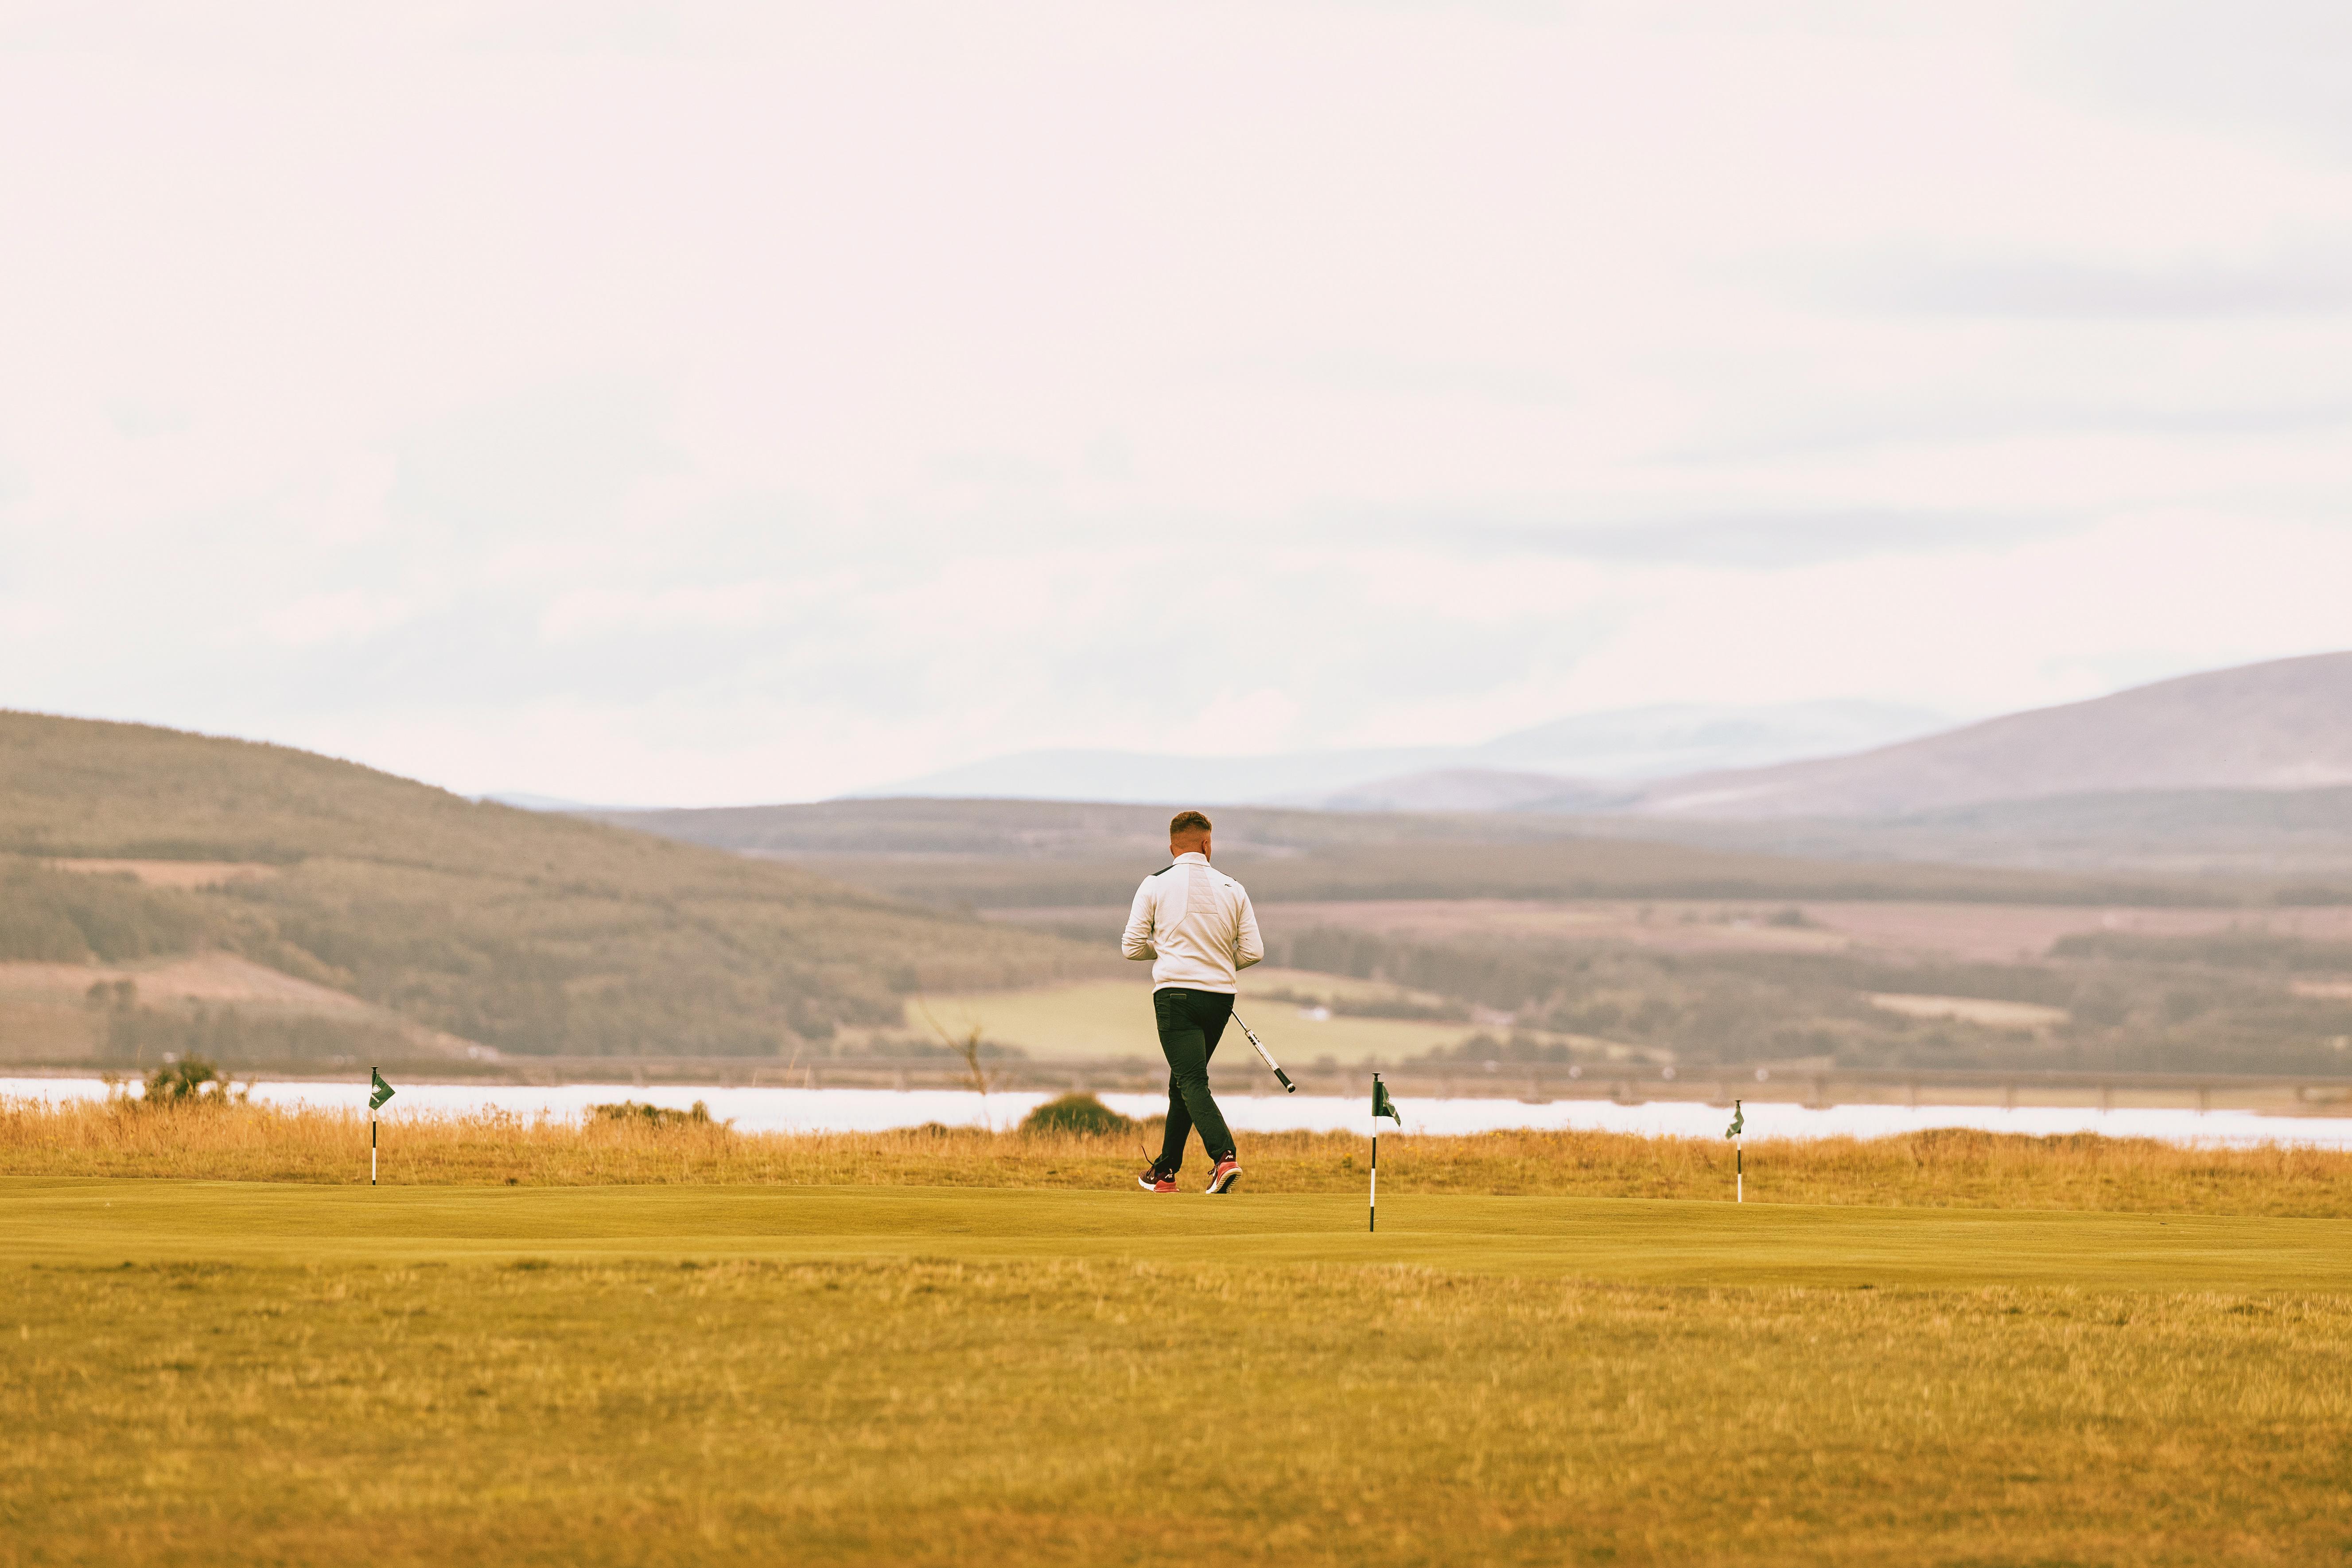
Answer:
[
  {"xmin": 1312, "ymin": 769, "xmax": 1608, "ymax": 814},
  {"xmin": 586, "ymin": 797, "xmax": 2221, "ymax": 910},
  {"xmin": 1559, "ymin": 784, "xmax": 2352, "ymax": 881},
  {"xmin": 578, "ymin": 801, "xmax": 2352, "ymax": 1081},
  {"xmin": 0, "ymin": 712, "xmax": 1091, "ymax": 1065},
  {"xmin": 1625, "ymin": 653, "xmax": 2352, "ymax": 820},
  {"xmin": 859, "ymin": 701, "xmax": 1948, "ymax": 806},
  {"xmin": 476, "ymin": 790, "xmax": 635, "ymax": 813}
]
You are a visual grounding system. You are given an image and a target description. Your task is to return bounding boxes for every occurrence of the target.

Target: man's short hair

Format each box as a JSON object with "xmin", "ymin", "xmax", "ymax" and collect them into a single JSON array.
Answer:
[{"xmin": 1169, "ymin": 810, "xmax": 1213, "ymax": 837}]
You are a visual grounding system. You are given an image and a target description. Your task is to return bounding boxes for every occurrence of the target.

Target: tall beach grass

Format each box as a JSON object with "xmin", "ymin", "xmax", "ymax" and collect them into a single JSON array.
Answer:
[{"xmin": 4, "ymin": 1094, "xmax": 2348, "ymax": 1215}]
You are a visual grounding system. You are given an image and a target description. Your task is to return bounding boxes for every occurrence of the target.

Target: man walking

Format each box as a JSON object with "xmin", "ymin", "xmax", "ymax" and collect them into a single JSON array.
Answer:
[{"xmin": 1123, "ymin": 809, "xmax": 1263, "ymax": 1194}]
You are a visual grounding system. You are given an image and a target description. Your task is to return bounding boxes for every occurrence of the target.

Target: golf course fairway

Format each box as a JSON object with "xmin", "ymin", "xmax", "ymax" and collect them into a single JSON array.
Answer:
[
  {"xmin": 6, "ymin": 1177, "xmax": 2348, "ymax": 1290},
  {"xmin": 7, "ymin": 1178, "xmax": 2349, "ymax": 1566}
]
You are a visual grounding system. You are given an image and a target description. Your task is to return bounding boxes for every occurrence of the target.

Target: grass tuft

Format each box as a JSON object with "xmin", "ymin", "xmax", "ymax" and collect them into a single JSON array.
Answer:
[
  {"xmin": 1015, "ymin": 1091, "xmax": 1135, "ymax": 1137},
  {"xmin": 584, "ymin": 1098, "xmax": 719, "ymax": 1128}
]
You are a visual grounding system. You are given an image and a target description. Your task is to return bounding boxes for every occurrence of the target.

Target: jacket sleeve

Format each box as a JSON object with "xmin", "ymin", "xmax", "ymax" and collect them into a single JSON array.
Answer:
[
  {"xmin": 1121, "ymin": 879, "xmax": 1158, "ymax": 961},
  {"xmin": 1233, "ymin": 889, "xmax": 1264, "ymax": 971}
]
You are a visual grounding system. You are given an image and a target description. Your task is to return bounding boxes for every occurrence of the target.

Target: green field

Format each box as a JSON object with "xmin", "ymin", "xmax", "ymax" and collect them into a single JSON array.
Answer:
[
  {"xmin": 913, "ymin": 967, "xmax": 1534, "ymax": 1065},
  {"xmin": 17, "ymin": 1178, "xmax": 2352, "ymax": 1285},
  {"xmin": 7, "ymin": 1178, "xmax": 2349, "ymax": 1565}
]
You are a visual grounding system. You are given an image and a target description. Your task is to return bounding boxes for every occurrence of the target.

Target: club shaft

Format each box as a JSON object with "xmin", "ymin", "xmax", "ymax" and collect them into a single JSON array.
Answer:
[{"xmin": 1231, "ymin": 1013, "xmax": 1298, "ymax": 1093}]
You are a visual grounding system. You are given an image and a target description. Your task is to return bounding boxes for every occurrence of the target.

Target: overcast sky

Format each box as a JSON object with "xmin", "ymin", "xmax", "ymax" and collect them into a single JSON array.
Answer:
[{"xmin": 4, "ymin": 1, "xmax": 2350, "ymax": 805}]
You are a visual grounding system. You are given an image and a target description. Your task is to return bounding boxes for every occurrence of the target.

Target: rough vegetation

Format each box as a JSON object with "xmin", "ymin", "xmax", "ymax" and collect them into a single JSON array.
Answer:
[
  {"xmin": 584, "ymin": 1100, "xmax": 719, "ymax": 1128},
  {"xmin": 129, "ymin": 1057, "xmax": 247, "ymax": 1108},
  {"xmin": 4, "ymin": 1098, "xmax": 2348, "ymax": 1217},
  {"xmin": 1015, "ymin": 1092, "xmax": 1135, "ymax": 1136}
]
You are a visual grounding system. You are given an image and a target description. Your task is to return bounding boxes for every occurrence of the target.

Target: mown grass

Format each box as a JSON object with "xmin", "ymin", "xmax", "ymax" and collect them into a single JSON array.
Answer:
[
  {"xmin": 5, "ymin": 1206, "xmax": 2349, "ymax": 1566},
  {"xmin": 5, "ymin": 1097, "xmax": 2350, "ymax": 1216},
  {"xmin": 16, "ymin": 1179, "xmax": 2345, "ymax": 1289},
  {"xmin": 8, "ymin": 1101, "xmax": 2348, "ymax": 1563}
]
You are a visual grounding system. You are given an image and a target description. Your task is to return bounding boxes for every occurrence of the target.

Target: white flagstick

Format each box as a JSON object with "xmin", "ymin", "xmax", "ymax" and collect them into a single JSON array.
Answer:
[
  {"xmin": 368, "ymin": 1067, "xmax": 394, "ymax": 1187},
  {"xmin": 1726, "ymin": 1098, "xmax": 1745, "ymax": 1203},
  {"xmin": 1368, "ymin": 1073, "xmax": 1401, "ymax": 1233}
]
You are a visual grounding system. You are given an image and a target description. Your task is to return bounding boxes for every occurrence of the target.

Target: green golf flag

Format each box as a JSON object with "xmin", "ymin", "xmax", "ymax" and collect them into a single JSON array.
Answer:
[
  {"xmin": 1371, "ymin": 1076, "xmax": 1403, "ymax": 1127},
  {"xmin": 1724, "ymin": 1100, "xmax": 1743, "ymax": 1139},
  {"xmin": 369, "ymin": 1069, "xmax": 396, "ymax": 1112}
]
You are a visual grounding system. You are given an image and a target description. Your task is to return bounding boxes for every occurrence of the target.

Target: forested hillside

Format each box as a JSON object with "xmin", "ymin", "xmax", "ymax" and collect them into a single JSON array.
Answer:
[
  {"xmin": 589, "ymin": 797, "xmax": 2257, "ymax": 908},
  {"xmin": 0, "ymin": 712, "xmax": 1095, "ymax": 1063}
]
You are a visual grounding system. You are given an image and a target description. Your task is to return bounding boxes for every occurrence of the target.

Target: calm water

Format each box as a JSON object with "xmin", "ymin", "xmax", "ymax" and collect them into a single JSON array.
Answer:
[{"xmin": 9, "ymin": 1076, "xmax": 2352, "ymax": 1149}]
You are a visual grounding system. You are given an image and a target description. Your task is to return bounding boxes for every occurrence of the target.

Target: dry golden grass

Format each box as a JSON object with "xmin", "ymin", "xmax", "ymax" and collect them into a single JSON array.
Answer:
[
  {"xmin": 7, "ymin": 1251, "xmax": 2348, "ymax": 1567},
  {"xmin": 10, "ymin": 1117, "xmax": 2351, "ymax": 1564},
  {"xmin": 5, "ymin": 1096, "xmax": 2348, "ymax": 1217}
]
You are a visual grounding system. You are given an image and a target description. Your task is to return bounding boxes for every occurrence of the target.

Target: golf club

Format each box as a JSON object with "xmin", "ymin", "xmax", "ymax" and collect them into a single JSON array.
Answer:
[{"xmin": 1230, "ymin": 1012, "xmax": 1298, "ymax": 1093}]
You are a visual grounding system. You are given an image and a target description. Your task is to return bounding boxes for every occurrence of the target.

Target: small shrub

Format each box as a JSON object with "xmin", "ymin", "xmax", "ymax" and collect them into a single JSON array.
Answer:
[
  {"xmin": 136, "ymin": 1056, "xmax": 246, "ymax": 1108},
  {"xmin": 587, "ymin": 1100, "xmax": 722, "ymax": 1129},
  {"xmin": 1019, "ymin": 1093, "xmax": 1134, "ymax": 1137}
]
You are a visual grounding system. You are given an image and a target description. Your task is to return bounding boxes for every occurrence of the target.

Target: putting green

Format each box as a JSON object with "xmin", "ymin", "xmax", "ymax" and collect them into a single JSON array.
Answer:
[{"xmin": 7, "ymin": 1177, "xmax": 2345, "ymax": 1290}]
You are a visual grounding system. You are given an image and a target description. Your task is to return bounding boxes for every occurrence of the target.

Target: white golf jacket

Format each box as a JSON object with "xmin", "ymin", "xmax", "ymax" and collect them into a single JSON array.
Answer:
[{"xmin": 1121, "ymin": 852, "xmax": 1264, "ymax": 993}]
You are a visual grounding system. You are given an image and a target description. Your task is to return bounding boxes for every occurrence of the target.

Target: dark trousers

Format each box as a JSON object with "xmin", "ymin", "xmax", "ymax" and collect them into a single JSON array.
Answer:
[{"xmin": 1153, "ymin": 987, "xmax": 1236, "ymax": 1171}]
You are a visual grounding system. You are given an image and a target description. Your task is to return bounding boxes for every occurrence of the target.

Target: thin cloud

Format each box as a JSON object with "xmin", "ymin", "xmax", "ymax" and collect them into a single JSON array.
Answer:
[
  {"xmin": 1663, "ymin": 398, "xmax": 2352, "ymax": 465},
  {"xmin": 1816, "ymin": 242, "xmax": 2352, "ymax": 319},
  {"xmin": 2040, "ymin": 0, "xmax": 2352, "ymax": 166},
  {"xmin": 1341, "ymin": 508, "xmax": 2078, "ymax": 569}
]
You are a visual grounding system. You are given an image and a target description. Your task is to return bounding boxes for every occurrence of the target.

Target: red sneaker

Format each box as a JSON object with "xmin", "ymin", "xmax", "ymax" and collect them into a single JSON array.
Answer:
[
  {"xmin": 1204, "ymin": 1158, "xmax": 1242, "ymax": 1194},
  {"xmin": 1137, "ymin": 1165, "xmax": 1177, "ymax": 1193}
]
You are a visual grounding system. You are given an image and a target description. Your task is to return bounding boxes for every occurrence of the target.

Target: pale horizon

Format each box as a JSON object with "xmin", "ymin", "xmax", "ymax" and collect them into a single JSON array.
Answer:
[{"xmin": 6, "ymin": 2, "xmax": 2350, "ymax": 805}]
